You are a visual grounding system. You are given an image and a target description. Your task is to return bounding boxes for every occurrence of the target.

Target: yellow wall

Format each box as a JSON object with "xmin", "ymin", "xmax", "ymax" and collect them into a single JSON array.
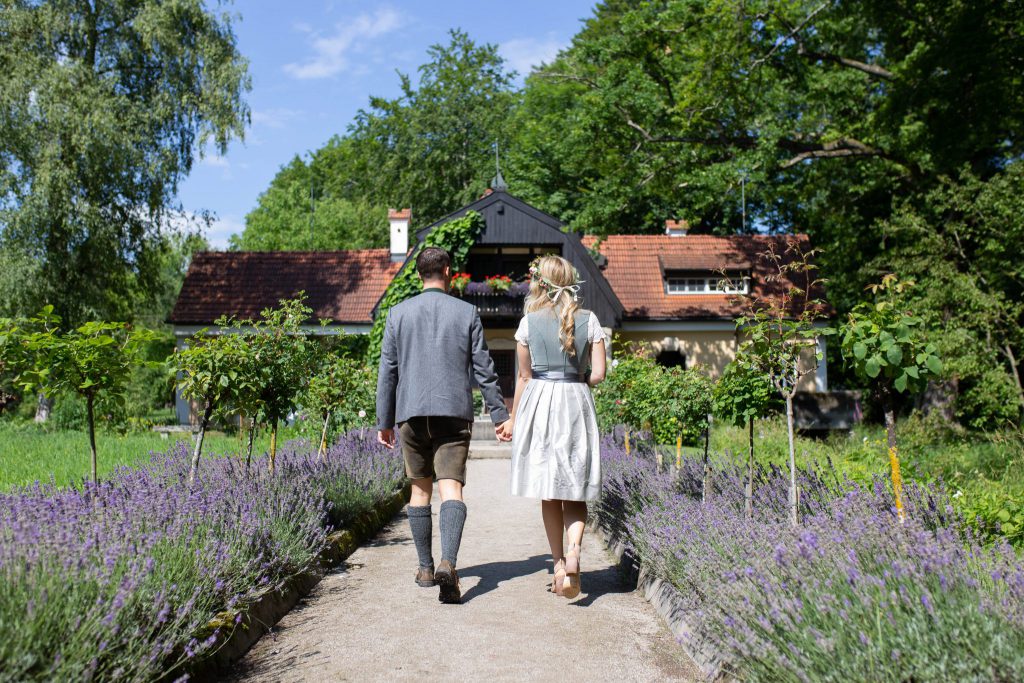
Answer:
[{"xmin": 615, "ymin": 328, "xmax": 822, "ymax": 391}]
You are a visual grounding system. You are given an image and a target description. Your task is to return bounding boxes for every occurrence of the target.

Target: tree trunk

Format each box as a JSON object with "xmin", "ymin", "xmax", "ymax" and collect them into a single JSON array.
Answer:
[
  {"xmin": 701, "ymin": 424, "xmax": 710, "ymax": 503},
  {"xmin": 86, "ymin": 393, "xmax": 98, "ymax": 485},
  {"xmin": 245, "ymin": 420, "xmax": 256, "ymax": 468},
  {"xmin": 34, "ymin": 393, "xmax": 53, "ymax": 423},
  {"xmin": 746, "ymin": 419, "xmax": 754, "ymax": 519},
  {"xmin": 268, "ymin": 420, "xmax": 278, "ymax": 473},
  {"xmin": 882, "ymin": 387, "xmax": 905, "ymax": 522},
  {"xmin": 785, "ymin": 392, "xmax": 798, "ymax": 527},
  {"xmin": 188, "ymin": 400, "xmax": 214, "ymax": 485},
  {"xmin": 318, "ymin": 411, "xmax": 331, "ymax": 461}
]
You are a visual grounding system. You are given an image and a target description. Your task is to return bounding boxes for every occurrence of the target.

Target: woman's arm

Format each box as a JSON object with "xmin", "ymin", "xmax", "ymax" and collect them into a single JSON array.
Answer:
[
  {"xmin": 588, "ymin": 339, "xmax": 607, "ymax": 387},
  {"xmin": 509, "ymin": 342, "xmax": 533, "ymax": 423}
]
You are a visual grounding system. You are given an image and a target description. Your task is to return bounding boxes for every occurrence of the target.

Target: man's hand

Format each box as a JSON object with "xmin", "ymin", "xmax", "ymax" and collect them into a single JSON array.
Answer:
[
  {"xmin": 495, "ymin": 419, "xmax": 513, "ymax": 442},
  {"xmin": 377, "ymin": 428, "xmax": 396, "ymax": 449}
]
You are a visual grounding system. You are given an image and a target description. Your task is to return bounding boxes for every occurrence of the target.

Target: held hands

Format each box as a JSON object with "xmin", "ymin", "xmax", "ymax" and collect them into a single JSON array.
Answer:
[
  {"xmin": 495, "ymin": 419, "xmax": 514, "ymax": 442},
  {"xmin": 377, "ymin": 428, "xmax": 396, "ymax": 450}
]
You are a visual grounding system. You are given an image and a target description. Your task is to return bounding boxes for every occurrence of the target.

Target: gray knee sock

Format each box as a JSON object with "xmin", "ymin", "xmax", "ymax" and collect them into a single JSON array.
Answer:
[
  {"xmin": 439, "ymin": 500, "xmax": 468, "ymax": 568},
  {"xmin": 407, "ymin": 505, "xmax": 433, "ymax": 569}
]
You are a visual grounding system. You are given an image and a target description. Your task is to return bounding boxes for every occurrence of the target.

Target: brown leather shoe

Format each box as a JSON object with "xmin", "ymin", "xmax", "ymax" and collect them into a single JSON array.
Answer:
[
  {"xmin": 415, "ymin": 566, "xmax": 436, "ymax": 587},
  {"xmin": 434, "ymin": 560, "xmax": 461, "ymax": 604}
]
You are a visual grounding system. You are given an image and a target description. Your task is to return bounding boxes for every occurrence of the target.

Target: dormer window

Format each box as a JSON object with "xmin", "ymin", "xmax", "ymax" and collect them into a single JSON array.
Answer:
[{"xmin": 664, "ymin": 271, "xmax": 749, "ymax": 295}]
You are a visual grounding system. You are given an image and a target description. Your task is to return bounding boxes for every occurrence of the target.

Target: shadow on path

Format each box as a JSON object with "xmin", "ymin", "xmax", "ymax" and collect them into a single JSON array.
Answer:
[
  {"xmin": 570, "ymin": 563, "xmax": 636, "ymax": 608},
  {"xmin": 458, "ymin": 554, "xmax": 550, "ymax": 603}
]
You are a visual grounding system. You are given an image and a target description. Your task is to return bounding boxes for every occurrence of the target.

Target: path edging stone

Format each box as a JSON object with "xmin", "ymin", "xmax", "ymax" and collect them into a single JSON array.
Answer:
[
  {"xmin": 594, "ymin": 520, "xmax": 734, "ymax": 682},
  {"xmin": 185, "ymin": 483, "xmax": 412, "ymax": 681}
]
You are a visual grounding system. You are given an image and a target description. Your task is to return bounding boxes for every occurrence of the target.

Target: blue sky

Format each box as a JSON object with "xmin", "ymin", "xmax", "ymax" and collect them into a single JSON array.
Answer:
[{"xmin": 178, "ymin": 1, "xmax": 598, "ymax": 248}]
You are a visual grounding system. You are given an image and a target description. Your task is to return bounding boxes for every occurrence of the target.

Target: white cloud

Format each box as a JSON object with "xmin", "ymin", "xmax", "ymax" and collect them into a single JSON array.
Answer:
[
  {"xmin": 283, "ymin": 8, "xmax": 404, "ymax": 80},
  {"xmin": 500, "ymin": 36, "xmax": 566, "ymax": 77},
  {"xmin": 204, "ymin": 215, "xmax": 246, "ymax": 250},
  {"xmin": 251, "ymin": 108, "xmax": 303, "ymax": 129}
]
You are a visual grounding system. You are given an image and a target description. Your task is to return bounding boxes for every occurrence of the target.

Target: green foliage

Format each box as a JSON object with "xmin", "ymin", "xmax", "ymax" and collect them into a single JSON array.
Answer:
[
  {"xmin": 509, "ymin": 1, "xmax": 1024, "ymax": 312},
  {"xmin": 347, "ymin": 29, "xmax": 519, "ymax": 227},
  {"xmin": 663, "ymin": 367, "xmax": 715, "ymax": 446},
  {"xmin": 0, "ymin": 0, "xmax": 250, "ymax": 323},
  {"xmin": 304, "ymin": 348, "xmax": 376, "ymax": 435},
  {"xmin": 841, "ymin": 276, "xmax": 942, "ymax": 395},
  {"xmin": 367, "ymin": 211, "xmax": 485, "ymax": 364},
  {"xmin": 173, "ymin": 326, "xmax": 245, "ymax": 420},
  {"xmin": 232, "ymin": 149, "xmax": 389, "ymax": 250},
  {"xmin": 593, "ymin": 349, "xmax": 714, "ymax": 445},
  {"xmin": 15, "ymin": 308, "xmax": 156, "ymax": 480},
  {"xmin": 712, "ymin": 359, "xmax": 777, "ymax": 427},
  {"xmin": 875, "ymin": 162, "xmax": 1024, "ymax": 429},
  {"xmin": 246, "ymin": 297, "xmax": 316, "ymax": 430}
]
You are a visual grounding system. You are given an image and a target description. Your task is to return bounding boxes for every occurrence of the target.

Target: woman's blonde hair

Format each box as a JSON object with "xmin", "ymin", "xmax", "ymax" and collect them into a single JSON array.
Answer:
[{"xmin": 524, "ymin": 255, "xmax": 582, "ymax": 356}]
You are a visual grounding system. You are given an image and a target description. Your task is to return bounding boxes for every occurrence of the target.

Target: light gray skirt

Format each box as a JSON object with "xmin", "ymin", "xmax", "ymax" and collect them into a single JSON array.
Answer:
[{"xmin": 510, "ymin": 378, "xmax": 602, "ymax": 501}]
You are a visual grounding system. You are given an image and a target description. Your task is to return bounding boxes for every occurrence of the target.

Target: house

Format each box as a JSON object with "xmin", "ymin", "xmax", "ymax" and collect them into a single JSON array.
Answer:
[{"xmin": 169, "ymin": 187, "xmax": 832, "ymax": 424}]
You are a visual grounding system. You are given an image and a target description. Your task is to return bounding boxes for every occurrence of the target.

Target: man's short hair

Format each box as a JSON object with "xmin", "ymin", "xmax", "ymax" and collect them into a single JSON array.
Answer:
[{"xmin": 416, "ymin": 247, "xmax": 451, "ymax": 280}]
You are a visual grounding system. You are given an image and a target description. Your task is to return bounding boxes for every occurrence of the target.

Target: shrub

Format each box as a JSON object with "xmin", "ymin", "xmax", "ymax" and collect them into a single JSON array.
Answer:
[
  {"xmin": 597, "ymin": 440, "xmax": 1024, "ymax": 681},
  {"xmin": 0, "ymin": 432, "xmax": 404, "ymax": 681}
]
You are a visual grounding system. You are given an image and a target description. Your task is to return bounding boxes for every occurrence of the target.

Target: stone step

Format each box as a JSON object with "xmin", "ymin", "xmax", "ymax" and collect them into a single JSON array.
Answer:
[
  {"xmin": 471, "ymin": 417, "xmax": 498, "ymax": 440},
  {"xmin": 468, "ymin": 441, "xmax": 512, "ymax": 459}
]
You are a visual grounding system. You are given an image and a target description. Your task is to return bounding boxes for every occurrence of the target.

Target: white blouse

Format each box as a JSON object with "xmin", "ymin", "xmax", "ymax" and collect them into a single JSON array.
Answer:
[{"xmin": 514, "ymin": 312, "xmax": 607, "ymax": 346}]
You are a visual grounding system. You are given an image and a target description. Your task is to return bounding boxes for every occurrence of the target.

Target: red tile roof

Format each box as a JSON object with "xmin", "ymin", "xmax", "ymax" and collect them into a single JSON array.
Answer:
[
  {"xmin": 584, "ymin": 234, "xmax": 830, "ymax": 321},
  {"xmin": 169, "ymin": 250, "xmax": 403, "ymax": 325},
  {"xmin": 387, "ymin": 208, "xmax": 411, "ymax": 220}
]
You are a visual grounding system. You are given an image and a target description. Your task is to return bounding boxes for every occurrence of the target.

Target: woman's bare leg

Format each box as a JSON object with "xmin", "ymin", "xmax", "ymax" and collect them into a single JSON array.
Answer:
[
  {"xmin": 563, "ymin": 501, "xmax": 587, "ymax": 549},
  {"xmin": 542, "ymin": 499, "xmax": 565, "ymax": 561}
]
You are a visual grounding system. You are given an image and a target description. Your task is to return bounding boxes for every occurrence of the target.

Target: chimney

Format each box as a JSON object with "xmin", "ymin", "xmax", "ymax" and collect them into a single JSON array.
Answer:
[
  {"xmin": 388, "ymin": 208, "xmax": 410, "ymax": 262},
  {"xmin": 665, "ymin": 219, "xmax": 688, "ymax": 237}
]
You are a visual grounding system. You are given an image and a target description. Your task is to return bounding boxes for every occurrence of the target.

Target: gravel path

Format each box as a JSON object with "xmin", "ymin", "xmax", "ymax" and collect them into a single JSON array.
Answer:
[{"xmin": 232, "ymin": 459, "xmax": 700, "ymax": 682}]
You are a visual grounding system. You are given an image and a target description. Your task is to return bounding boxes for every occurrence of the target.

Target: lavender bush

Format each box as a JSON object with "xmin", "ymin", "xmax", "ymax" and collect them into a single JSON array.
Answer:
[
  {"xmin": 0, "ymin": 433, "xmax": 403, "ymax": 681},
  {"xmin": 597, "ymin": 439, "xmax": 1024, "ymax": 682}
]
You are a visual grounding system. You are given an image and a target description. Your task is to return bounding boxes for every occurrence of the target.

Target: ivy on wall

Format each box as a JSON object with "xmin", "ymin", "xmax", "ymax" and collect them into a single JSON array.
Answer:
[{"xmin": 367, "ymin": 211, "xmax": 485, "ymax": 365}]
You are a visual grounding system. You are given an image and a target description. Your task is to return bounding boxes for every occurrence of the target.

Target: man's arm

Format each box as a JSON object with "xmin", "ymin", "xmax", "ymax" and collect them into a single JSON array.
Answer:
[
  {"xmin": 470, "ymin": 310, "xmax": 510, "ymax": 424},
  {"xmin": 375, "ymin": 309, "xmax": 399, "ymax": 434}
]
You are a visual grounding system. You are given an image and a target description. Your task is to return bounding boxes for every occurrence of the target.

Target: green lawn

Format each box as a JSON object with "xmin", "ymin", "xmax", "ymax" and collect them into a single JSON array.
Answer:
[{"xmin": 0, "ymin": 423, "xmax": 278, "ymax": 489}]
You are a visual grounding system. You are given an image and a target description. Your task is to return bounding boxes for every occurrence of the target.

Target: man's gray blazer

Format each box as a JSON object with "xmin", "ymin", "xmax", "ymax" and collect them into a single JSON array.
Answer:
[{"xmin": 376, "ymin": 289, "xmax": 510, "ymax": 429}]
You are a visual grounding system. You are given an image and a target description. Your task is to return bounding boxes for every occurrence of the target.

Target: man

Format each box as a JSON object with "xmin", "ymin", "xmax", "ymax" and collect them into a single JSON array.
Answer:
[{"xmin": 376, "ymin": 246, "xmax": 511, "ymax": 604}]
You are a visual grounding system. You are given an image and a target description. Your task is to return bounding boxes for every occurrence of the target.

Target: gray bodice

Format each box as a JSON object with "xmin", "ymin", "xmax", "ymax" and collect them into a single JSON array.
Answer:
[{"xmin": 526, "ymin": 309, "xmax": 592, "ymax": 377}]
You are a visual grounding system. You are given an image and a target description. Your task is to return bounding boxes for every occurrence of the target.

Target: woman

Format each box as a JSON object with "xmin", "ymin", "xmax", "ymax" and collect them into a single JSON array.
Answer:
[{"xmin": 503, "ymin": 255, "xmax": 606, "ymax": 599}]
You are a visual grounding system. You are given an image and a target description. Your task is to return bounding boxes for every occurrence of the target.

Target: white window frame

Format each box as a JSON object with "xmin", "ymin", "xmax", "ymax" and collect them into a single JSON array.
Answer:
[{"xmin": 665, "ymin": 273, "xmax": 749, "ymax": 295}]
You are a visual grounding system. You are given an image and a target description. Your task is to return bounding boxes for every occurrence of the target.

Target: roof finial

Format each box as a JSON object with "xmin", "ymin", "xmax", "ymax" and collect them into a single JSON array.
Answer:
[{"xmin": 491, "ymin": 140, "xmax": 508, "ymax": 191}]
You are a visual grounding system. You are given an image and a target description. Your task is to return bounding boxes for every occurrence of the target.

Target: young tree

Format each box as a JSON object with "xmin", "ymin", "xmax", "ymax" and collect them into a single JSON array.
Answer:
[
  {"xmin": 840, "ymin": 275, "xmax": 942, "ymax": 521},
  {"xmin": 713, "ymin": 358, "xmax": 777, "ymax": 518},
  {"xmin": 231, "ymin": 332, "xmax": 268, "ymax": 468},
  {"xmin": 20, "ymin": 310, "xmax": 154, "ymax": 483},
  {"xmin": 734, "ymin": 240, "xmax": 832, "ymax": 526},
  {"xmin": 662, "ymin": 367, "xmax": 715, "ymax": 499},
  {"xmin": 305, "ymin": 346, "xmax": 376, "ymax": 459},
  {"xmin": 251, "ymin": 298, "xmax": 315, "ymax": 473},
  {"xmin": 174, "ymin": 321, "xmax": 246, "ymax": 484}
]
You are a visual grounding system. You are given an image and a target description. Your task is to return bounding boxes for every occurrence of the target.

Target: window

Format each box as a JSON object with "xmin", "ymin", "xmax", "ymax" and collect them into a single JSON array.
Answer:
[
  {"xmin": 665, "ymin": 272, "xmax": 748, "ymax": 295},
  {"xmin": 656, "ymin": 350, "xmax": 686, "ymax": 369}
]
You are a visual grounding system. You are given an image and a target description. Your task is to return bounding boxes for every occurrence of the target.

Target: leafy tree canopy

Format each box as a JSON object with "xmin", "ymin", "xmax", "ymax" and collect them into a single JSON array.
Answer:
[{"xmin": 0, "ymin": 0, "xmax": 250, "ymax": 324}]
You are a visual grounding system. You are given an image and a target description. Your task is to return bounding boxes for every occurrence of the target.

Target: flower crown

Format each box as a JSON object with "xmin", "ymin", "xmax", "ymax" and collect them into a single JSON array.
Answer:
[{"xmin": 528, "ymin": 256, "xmax": 585, "ymax": 302}]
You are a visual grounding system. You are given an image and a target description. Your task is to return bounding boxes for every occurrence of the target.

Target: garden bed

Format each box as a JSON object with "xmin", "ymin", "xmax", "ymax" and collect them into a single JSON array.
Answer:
[
  {"xmin": 595, "ymin": 437, "xmax": 1024, "ymax": 682},
  {"xmin": 0, "ymin": 432, "xmax": 405, "ymax": 682}
]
